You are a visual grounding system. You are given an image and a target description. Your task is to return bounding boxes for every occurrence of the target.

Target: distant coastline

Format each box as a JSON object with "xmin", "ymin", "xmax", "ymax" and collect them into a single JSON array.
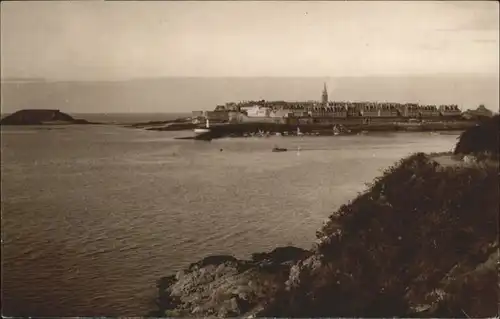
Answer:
[
  {"xmin": 0, "ymin": 111, "xmax": 192, "ymax": 126},
  {"xmin": 70, "ymin": 112, "xmax": 191, "ymax": 125},
  {"xmin": 125, "ymin": 83, "xmax": 495, "ymax": 140},
  {"xmin": 125, "ymin": 96, "xmax": 492, "ymax": 140}
]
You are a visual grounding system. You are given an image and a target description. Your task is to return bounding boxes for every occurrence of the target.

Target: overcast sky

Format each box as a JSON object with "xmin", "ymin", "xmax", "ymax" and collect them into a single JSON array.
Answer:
[{"xmin": 1, "ymin": 1, "xmax": 498, "ymax": 80}]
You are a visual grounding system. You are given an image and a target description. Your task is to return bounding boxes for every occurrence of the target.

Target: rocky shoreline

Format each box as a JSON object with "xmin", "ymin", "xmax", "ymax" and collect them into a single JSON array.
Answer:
[
  {"xmin": 149, "ymin": 115, "xmax": 499, "ymax": 318},
  {"xmin": 149, "ymin": 247, "xmax": 311, "ymax": 317},
  {"xmin": 192, "ymin": 121, "xmax": 477, "ymax": 140}
]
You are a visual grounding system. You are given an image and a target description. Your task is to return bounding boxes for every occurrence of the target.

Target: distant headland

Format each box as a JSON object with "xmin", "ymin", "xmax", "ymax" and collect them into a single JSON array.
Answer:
[{"xmin": 0, "ymin": 109, "xmax": 95, "ymax": 126}]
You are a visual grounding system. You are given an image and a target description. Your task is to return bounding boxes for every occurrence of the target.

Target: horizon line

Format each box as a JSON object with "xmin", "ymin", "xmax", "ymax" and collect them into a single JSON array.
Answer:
[{"xmin": 1, "ymin": 72, "xmax": 499, "ymax": 83}]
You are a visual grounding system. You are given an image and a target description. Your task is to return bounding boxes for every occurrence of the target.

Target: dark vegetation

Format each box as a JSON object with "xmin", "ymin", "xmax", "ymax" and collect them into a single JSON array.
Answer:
[
  {"xmin": 261, "ymin": 153, "xmax": 498, "ymax": 317},
  {"xmin": 454, "ymin": 114, "xmax": 499, "ymax": 157},
  {"xmin": 151, "ymin": 116, "xmax": 499, "ymax": 317}
]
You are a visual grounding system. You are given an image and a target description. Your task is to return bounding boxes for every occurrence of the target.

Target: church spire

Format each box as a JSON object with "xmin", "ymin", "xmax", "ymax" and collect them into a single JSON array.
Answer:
[{"xmin": 322, "ymin": 82, "xmax": 328, "ymax": 107}]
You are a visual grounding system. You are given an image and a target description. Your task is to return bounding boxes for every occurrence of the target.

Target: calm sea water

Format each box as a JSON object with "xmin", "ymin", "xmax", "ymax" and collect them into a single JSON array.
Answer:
[
  {"xmin": 1, "ymin": 124, "xmax": 460, "ymax": 316},
  {"xmin": 69, "ymin": 112, "xmax": 192, "ymax": 124}
]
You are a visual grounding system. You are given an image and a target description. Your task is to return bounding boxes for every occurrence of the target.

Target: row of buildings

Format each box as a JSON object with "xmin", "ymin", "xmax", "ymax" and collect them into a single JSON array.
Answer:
[{"xmin": 192, "ymin": 84, "xmax": 477, "ymax": 124}]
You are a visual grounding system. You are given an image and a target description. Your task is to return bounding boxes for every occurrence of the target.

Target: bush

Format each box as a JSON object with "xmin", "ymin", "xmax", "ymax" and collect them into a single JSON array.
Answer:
[{"xmin": 454, "ymin": 115, "xmax": 499, "ymax": 157}]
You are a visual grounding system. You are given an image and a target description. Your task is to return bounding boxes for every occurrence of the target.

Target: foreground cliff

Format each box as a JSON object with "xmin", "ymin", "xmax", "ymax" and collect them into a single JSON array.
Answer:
[
  {"xmin": 151, "ymin": 116, "xmax": 499, "ymax": 318},
  {"xmin": 262, "ymin": 152, "xmax": 498, "ymax": 317},
  {"xmin": 0, "ymin": 109, "xmax": 92, "ymax": 125}
]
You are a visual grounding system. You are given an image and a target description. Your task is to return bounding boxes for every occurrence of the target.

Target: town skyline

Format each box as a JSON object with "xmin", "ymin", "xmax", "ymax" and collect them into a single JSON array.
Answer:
[{"xmin": 1, "ymin": 75, "xmax": 498, "ymax": 113}]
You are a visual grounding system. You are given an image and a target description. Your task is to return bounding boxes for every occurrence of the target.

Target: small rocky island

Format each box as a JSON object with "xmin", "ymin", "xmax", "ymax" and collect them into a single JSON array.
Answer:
[
  {"xmin": 0, "ymin": 109, "xmax": 93, "ymax": 125},
  {"xmin": 150, "ymin": 115, "xmax": 499, "ymax": 318}
]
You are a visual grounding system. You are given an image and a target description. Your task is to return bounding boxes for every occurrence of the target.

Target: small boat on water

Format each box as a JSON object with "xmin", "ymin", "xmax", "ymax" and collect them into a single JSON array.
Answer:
[
  {"xmin": 333, "ymin": 125, "xmax": 340, "ymax": 135},
  {"xmin": 272, "ymin": 146, "xmax": 288, "ymax": 152},
  {"xmin": 194, "ymin": 128, "xmax": 211, "ymax": 134},
  {"xmin": 194, "ymin": 119, "xmax": 211, "ymax": 134}
]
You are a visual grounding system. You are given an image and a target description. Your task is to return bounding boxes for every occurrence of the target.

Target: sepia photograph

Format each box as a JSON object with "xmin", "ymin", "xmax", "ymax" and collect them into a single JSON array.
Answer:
[{"xmin": 1, "ymin": 1, "xmax": 499, "ymax": 317}]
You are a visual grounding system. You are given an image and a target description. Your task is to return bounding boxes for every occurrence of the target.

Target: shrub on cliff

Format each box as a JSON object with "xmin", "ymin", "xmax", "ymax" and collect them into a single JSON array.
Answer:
[
  {"xmin": 454, "ymin": 114, "xmax": 499, "ymax": 157},
  {"xmin": 261, "ymin": 153, "xmax": 498, "ymax": 317}
]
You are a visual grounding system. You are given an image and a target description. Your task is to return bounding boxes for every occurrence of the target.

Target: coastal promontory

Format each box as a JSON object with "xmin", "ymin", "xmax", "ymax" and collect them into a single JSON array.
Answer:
[
  {"xmin": 151, "ymin": 115, "xmax": 499, "ymax": 318},
  {"xmin": 0, "ymin": 109, "xmax": 92, "ymax": 125}
]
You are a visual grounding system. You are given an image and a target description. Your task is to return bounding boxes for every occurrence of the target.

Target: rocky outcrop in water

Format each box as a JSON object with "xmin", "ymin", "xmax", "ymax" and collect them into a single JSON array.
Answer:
[
  {"xmin": 126, "ymin": 117, "xmax": 195, "ymax": 130},
  {"xmin": 151, "ymin": 118, "xmax": 499, "ymax": 318},
  {"xmin": 149, "ymin": 247, "xmax": 311, "ymax": 317},
  {"xmin": 0, "ymin": 109, "xmax": 92, "ymax": 125}
]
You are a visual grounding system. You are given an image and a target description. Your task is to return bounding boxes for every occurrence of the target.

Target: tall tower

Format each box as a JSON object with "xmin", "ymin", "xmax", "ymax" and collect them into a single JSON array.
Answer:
[{"xmin": 322, "ymin": 82, "xmax": 328, "ymax": 107}]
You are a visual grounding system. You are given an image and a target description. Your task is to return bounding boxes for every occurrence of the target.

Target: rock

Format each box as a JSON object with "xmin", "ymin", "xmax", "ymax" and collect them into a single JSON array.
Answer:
[
  {"xmin": 412, "ymin": 246, "xmax": 499, "ymax": 318},
  {"xmin": 191, "ymin": 306, "xmax": 202, "ymax": 315},
  {"xmin": 462, "ymin": 155, "xmax": 475, "ymax": 164},
  {"xmin": 191, "ymin": 255, "xmax": 239, "ymax": 269},
  {"xmin": 175, "ymin": 270, "xmax": 185, "ymax": 281},
  {"xmin": 252, "ymin": 246, "xmax": 310, "ymax": 264},
  {"xmin": 152, "ymin": 247, "xmax": 310, "ymax": 317},
  {"xmin": 0, "ymin": 109, "xmax": 93, "ymax": 125},
  {"xmin": 228, "ymin": 297, "xmax": 240, "ymax": 313}
]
